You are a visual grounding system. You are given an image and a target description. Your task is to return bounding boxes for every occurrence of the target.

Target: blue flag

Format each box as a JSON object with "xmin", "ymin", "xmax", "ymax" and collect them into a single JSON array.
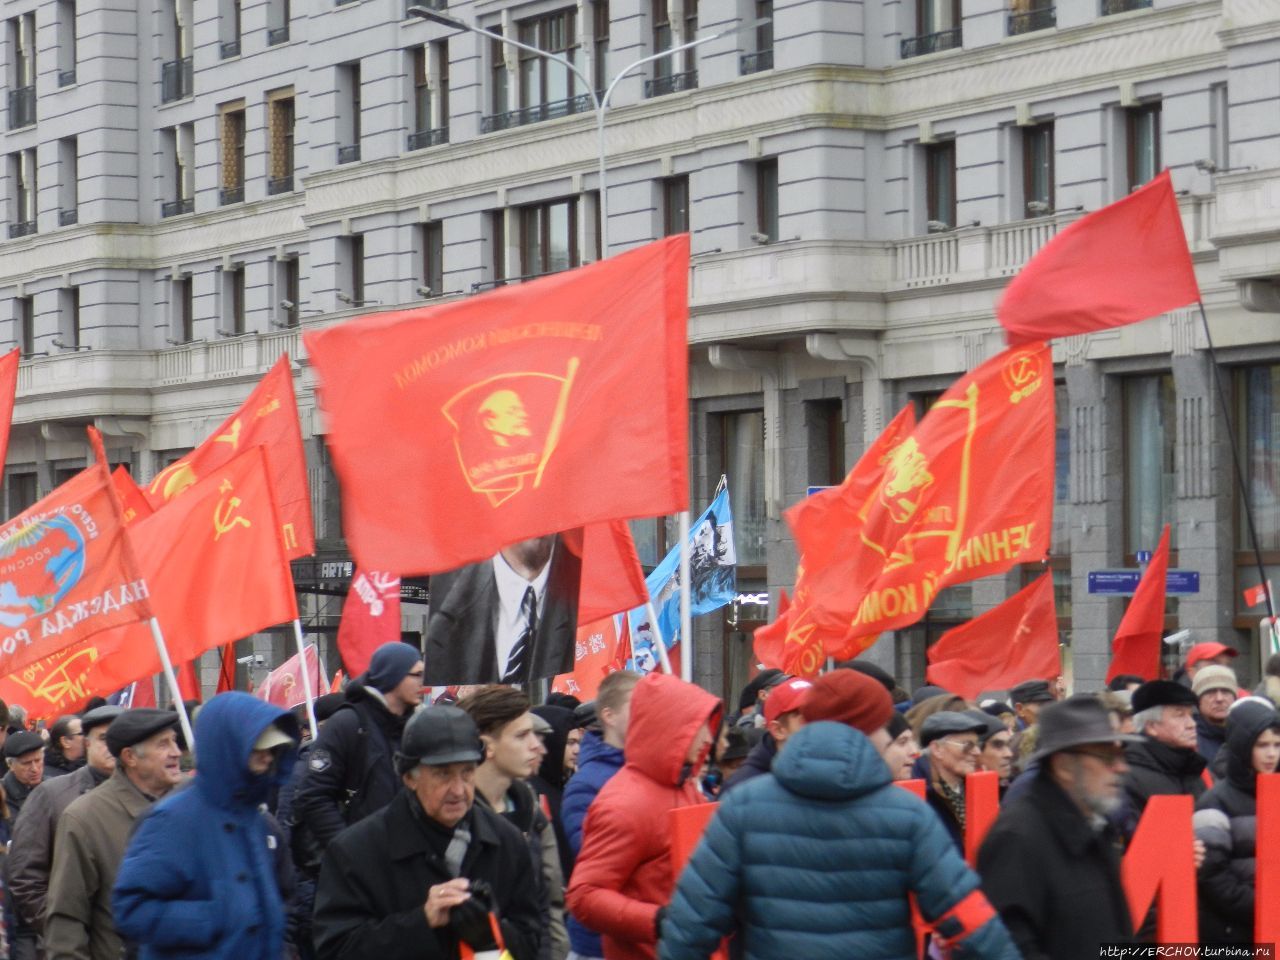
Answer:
[{"xmin": 628, "ymin": 486, "xmax": 737, "ymax": 672}]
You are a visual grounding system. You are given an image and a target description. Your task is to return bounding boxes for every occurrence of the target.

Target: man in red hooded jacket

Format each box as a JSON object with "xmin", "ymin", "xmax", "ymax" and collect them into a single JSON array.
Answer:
[{"xmin": 566, "ymin": 672, "xmax": 721, "ymax": 960}]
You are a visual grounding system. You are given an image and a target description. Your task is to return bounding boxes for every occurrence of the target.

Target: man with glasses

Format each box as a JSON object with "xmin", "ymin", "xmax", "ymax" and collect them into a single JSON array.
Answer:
[
  {"xmin": 295, "ymin": 641, "xmax": 426, "ymax": 858},
  {"xmin": 978, "ymin": 695, "xmax": 1141, "ymax": 959},
  {"xmin": 920, "ymin": 712, "xmax": 988, "ymax": 850}
]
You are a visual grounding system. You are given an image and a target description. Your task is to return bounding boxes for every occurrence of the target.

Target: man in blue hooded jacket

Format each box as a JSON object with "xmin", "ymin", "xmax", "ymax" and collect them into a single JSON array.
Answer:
[{"xmin": 111, "ymin": 692, "xmax": 300, "ymax": 960}]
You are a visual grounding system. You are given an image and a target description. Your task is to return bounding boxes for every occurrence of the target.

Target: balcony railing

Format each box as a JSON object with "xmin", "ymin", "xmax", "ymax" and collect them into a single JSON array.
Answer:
[
  {"xmin": 481, "ymin": 93, "xmax": 593, "ymax": 133},
  {"xmin": 161, "ymin": 57, "xmax": 193, "ymax": 103},
  {"xmin": 1008, "ymin": 5, "xmax": 1055, "ymax": 34},
  {"xmin": 267, "ymin": 174, "xmax": 294, "ymax": 195},
  {"xmin": 405, "ymin": 0, "xmax": 446, "ymax": 14},
  {"xmin": 408, "ymin": 126, "xmax": 449, "ymax": 150},
  {"xmin": 644, "ymin": 71, "xmax": 697, "ymax": 98},
  {"xmin": 338, "ymin": 144, "xmax": 361, "ymax": 164},
  {"xmin": 900, "ymin": 27, "xmax": 961, "ymax": 58},
  {"xmin": 267, "ymin": 25, "xmax": 289, "ymax": 44},
  {"xmin": 219, "ymin": 185, "xmax": 244, "ymax": 206},
  {"xmin": 161, "ymin": 197, "xmax": 194, "ymax": 217},
  {"xmin": 7, "ymin": 86, "xmax": 34, "ymax": 130},
  {"xmin": 220, "ymin": 39, "xmax": 241, "ymax": 58},
  {"xmin": 58, "ymin": 208, "xmax": 78, "ymax": 226},
  {"xmin": 1101, "ymin": 0, "xmax": 1151, "ymax": 12},
  {"xmin": 8, "ymin": 221, "xmax": 35, "ymax": 239},
  {"xmin": 57, "ymin": 68, "xmax": 76, "ymax": 87},
  {"xmin": 739, "ymin": 50, "xmax": 773, "ymax": 74}
]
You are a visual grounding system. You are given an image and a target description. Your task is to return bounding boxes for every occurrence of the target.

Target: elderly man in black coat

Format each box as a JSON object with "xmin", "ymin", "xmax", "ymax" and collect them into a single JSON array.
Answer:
[
  {"xmin": 313, "ymin": 705, "xmax": 542, "ymax": 960},
  {"xmin": 978, "ymin": 695, "xmax": 1142, "ymax": 960},
  {"xmin": 1123, "ymin": 680, "xmax": 1209, "ymax": 821}
]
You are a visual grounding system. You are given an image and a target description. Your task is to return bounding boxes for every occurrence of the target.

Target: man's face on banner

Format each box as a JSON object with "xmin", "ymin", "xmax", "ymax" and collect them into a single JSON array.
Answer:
[{"xmin": 500, "ymin": 536, "xmax": 556, "ymax": 580}]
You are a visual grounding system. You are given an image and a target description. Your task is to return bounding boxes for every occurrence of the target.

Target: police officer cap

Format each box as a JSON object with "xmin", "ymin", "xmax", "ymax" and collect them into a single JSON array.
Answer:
[
  {"xmin": 396, "ymin": 705, "xmax": 483, "ymax": 774},
  {"xmin": 105, "ymin": 709, "xmax": 181, "ymax": 759},
  {"xmin": 80, "ymin": 705, "xmax": 123, "ymax": 735},
  {"xmin": 920, "ymin": 711, "xmax": 989, "ymax": 747},
  {"xmin": 4, "ymin": 731, "xmax": 42, "ymax": 759}
]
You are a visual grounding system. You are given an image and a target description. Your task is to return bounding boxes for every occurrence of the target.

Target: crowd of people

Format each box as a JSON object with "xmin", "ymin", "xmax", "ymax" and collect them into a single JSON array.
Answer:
[{"xmin": 0, "ymin": 638, "xmax": 1271, "ymax": 960}]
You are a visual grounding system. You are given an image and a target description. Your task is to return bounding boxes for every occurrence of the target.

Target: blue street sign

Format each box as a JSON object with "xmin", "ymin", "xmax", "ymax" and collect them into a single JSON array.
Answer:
[
  {"xmin": 1087, "ymin": 570, "xmax": 1200, "ymax": 595},
  {"xmin": 806, "ymin": 486, "xmax": 834, "ymax": 497},
  {"xmin": 1136, "ymin": 550, "xmax": 1153, "ymax": 564}
]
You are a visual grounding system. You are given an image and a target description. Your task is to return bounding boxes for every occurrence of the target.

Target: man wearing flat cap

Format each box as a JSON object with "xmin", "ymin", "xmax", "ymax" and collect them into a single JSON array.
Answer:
[
  {"xmin": 1124, "ymin": 679, "xmax": 1209, "ymax": 818},
  {"xmin": 45, "ymin": 708, "xmax": 182, "ymax": 960},
  {"xmin": 1008, "ymin": 680, "xmax": 1056, "ymax": 774},
  {"xmin": 4, "ymin": 730, "xmax": 47, "ymax": 824},
  {"xmin": 978, "ymin": 695, "xmax": 1141, "ymax": 960},
  {"xmin": 920, "ymin": 712, "xmax": 989, "ymax": 851}
]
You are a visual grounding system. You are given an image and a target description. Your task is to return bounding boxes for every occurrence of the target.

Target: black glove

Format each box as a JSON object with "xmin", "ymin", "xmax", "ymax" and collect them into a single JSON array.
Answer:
[
  {"xmin": 451, "ymin": 879, "xmax": 498, "ymax": 950},
  {"xmin": 654, "ymin": 905, "xmax": 667, "ymax": 941}
]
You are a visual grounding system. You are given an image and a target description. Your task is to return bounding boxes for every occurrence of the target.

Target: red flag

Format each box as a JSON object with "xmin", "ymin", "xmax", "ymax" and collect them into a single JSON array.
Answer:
[
  {"xmin": 304, "ymin": 236, "xmax": 690, "ymax": 575},
  {"xmin": 336, "ymin": 568, "xmax": 402, "ymax": 676},
  {"xmin": 177, "ymin": 659, "xmax": 201, "ymax": 701},
  {"xmin": 1107, "ymin": 525, "xmax": 1171, "ymax": 683},
  {"xmin": 111, "ymin": 467, "xmax": 154, "ymax": 526},
  {"xmin": 216, "ymin": 644, "xmax": 237, "ymax": 694},
  {"xmin": 330, "ymin": 669, "xmax": 344, "ymax": 693},
  {"xmin": 926, "ymin": 573, "xmax": 1061, "ymax": 700},
  {"xmin": 143, "ymin": 355, "xmax": 314, "ymax": 559},
  {"xmin": 256, "ymin": 644, "xmax": 321, "ymax": 709},
  {"xmin": 576, "ymin": 521, "xmax": 648, "ymax": 624},
  {"xmin": 0, "ymin": 348, "xmax": 19, "ymax": 475},
  {"xmin": 1245, "ymin": 581, "xmax": 1272, "ymax": 609},
  {"xmin": 998, "ymin": 171, "xmax": 1200, "ymax": 346},
  {"xmin": 126, "ymin": 676, "xmax": 157, "ymax": 709},
  {"xmin": 552, "ymin": 614, "xmax": 624, "ymax": 700}
]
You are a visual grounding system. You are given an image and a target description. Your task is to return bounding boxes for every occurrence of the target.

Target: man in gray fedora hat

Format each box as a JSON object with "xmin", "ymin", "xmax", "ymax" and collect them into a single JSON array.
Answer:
[{"xmin": 976, "ymin": 695, "xmax": 1142, "ymax": 960}]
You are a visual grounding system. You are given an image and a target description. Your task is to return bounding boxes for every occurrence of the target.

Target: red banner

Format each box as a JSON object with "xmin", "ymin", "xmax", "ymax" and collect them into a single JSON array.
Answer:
[
  {"xmin": 0, "ymin": 348, "xmax": 19, "ymax": 477},
  {"xmin": 337, "ymin": 568, "xmax": 401, "ymax": 677},
  {"xmin": 552, "ymin": 614, "xmax": 625, "ymax": 701},
  {"xmin": 256, "ymin": 643, "xmax": 321, "ymax": 709},
  {"xmin": 305, "ymin": 236, "xmax": 690, "ymax": 575},
  {"xmin": 1121, "ymin": 793, "xmax": 1196, "ymax": 942},
  {"xmin": 1107, "ymin": 525, "xmax": 1170, "ymax": 683}
]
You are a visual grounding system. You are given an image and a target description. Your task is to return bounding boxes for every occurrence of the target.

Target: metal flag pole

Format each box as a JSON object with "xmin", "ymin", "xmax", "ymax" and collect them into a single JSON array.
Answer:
[
  {"xmin": 645, "ymin": 600, "xmax": 674, "ymax": 674},
  {"xmin": 292, "ymin": 618, "xmax": 319, "ymax": 738},
  {"xmin": 148, "ymin": 618, "xmax": 196, "ymax": 758},
  {"xmin": 679, "ymin": 509, "xmax": 692, "ymax": 681}
]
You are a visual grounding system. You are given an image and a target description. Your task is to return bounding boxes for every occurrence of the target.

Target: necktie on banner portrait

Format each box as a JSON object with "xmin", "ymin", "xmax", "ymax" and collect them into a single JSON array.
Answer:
[
  {"xmin": 998, "ymin": 171, "xmax": 1200, "ymax": 346},
  {"xmin": 142, "ymin": 354, "xmax": 315, "ymax": 559},
  {"xmin": 926, "ymin": 572, "xmax": 1061, "ymax": 701},
  {"xmin": 304, "ymin": 235, "xmax": 690, "ymax": 575},
  {"xmin": 627, "ymin": 485, "xmax": 736, "ymax": 672},
  {"xmin": 1107, "ymin": 524, "xmax": 1171, "ymax": 683},
  {"xmin": 336, "ymin": 568, "xmax": 402, "ymax": 677},
  {"xmin": 0, "ymin": 445, "xmax": 298, "ymax": 718},
  {"xmin": 256, "ymin": 643, "xmax": 322, "ymax": 709}
]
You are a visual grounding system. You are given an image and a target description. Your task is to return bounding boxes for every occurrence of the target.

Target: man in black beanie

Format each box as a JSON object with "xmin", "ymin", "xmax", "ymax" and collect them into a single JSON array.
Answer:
[{"xmin": 294, "ymin": 641, "xmax": 425, "ymax": 857}]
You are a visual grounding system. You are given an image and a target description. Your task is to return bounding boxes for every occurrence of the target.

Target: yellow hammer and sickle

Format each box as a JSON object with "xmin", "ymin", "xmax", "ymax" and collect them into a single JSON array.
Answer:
[
  {"xmin": 1007, "ymin": 356, "xmax": 1036, "ymax": 387},
  {"xmin": 214, "ymin": 496, "xmax": 252, "ymax": 540},
  {"xmin": 215, "ymin": 419, "xmax": 243, "ymax": 449}
]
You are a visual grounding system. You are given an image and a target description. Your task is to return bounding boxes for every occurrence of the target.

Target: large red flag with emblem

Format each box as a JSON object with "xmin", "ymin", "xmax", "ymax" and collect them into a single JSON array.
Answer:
[
  {"xmin": 142, "ymin": 355, "xmax": 314, "ymax": 559},
  {"xmin": 336, "ymin": 568, "xmax": 402, "ymax": 677},
  {"xmin": 1107, "ymin": 525, "xmax": 1171, "ymax": 683},
  {"xmin": 305, "ymin": 236, "xmax": 690, "ymax": 575},
  {"xmin": 256, "ymin": 644, "xmax": 322, "ymax": 709},
  {"xmin": 926, "ymin": 573, "xmax": 1061, "ymax": 700},
  {"xmin": 998, "ymin": 171, "xmax": 1200, "ymax": 346}
]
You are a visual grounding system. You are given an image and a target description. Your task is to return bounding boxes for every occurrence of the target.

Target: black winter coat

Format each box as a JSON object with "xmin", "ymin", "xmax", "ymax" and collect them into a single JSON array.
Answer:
[
  {"xmin": 719, "ymin": 733, "xmax": 775, "ymax": 795},
  {"xmin": 1122, "ymin": 737, "xmax": 1207, "ymax": 819},
  {"xmin": 293, "ymin": 684, "xmax": 408, "ymax": 849},
  {"xmin": 978, "ymin": 772, "xmax": 1134, "ymax": 960},
  {"xmin": 313, "ymin": 790, "xmax": 542, "ymax": 960}
]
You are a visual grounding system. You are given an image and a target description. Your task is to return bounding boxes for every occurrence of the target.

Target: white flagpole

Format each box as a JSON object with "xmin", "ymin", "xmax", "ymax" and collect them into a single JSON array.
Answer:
[
  {"xmin": 644, "ymin": 600, "xmax": 674, "ymax": 674},
  {"xmin": 678, "ymin": 509, "xmax": 692, "ymax": 681},
  {"xmin": 292, "ymin": 619, "xmax": 319, "ymax": 738},
  {"xmin": 147, "ymin": 618, "xmax": 196, "ymax": 758}
]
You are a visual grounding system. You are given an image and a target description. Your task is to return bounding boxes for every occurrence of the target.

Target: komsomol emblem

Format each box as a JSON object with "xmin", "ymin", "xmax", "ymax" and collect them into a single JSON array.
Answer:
[
  {"xmin": 442, "ymin": 359, "xmax": 579, "ymax": 507},
  {"xmin": 0, "ymin": 516, "xmax": 87, "ymax": 628},
  {"xmin": 1001, "ymin": 348, "xmax": 1045, "ymax": 404}
]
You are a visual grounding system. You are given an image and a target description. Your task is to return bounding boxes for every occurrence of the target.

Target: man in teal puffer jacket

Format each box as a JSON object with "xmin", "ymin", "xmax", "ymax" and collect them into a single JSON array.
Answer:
[{"xmin": 659, "ymin": 674, "xmax": 1020, "ymax": 960}]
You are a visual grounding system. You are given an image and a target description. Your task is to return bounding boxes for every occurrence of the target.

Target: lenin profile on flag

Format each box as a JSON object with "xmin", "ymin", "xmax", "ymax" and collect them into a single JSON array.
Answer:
[{"xmin": 425, "ymin": 532, "xmax": 582, "ymax": 685}]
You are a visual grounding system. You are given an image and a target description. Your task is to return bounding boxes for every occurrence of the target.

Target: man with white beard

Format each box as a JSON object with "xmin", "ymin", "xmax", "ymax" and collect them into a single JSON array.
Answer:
[{"xmin": 977, "ymin": 696, "xmax": 1142, "ymax": 960}]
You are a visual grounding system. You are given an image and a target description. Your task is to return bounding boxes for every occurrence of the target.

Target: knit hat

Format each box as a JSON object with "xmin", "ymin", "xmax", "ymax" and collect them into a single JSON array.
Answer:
[
  {"xmin": 365, "ymin": 642, "xmax": 422, "ymax": 693},
  {"xmin": 1192, "ymin": 665, "xmax": 1239, "ymax": 699},
  {"xmin": 800, "ymin": 669, "xmax": 894, "ymax": 735}
]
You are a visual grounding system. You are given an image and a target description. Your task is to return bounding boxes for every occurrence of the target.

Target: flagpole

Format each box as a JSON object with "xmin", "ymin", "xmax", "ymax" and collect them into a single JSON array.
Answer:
[
  {"xmin": 678, "ymin": 509, "xmax": 692, "ymax": 681},
  {"xmin": 291, "ymin": 619, "xmax": 319, "ymax": 738},
  {"xmin": 644, "ymin": 600, "xmax": 674, "ymax": 674},
  {"xmin": 1196, "ymin": 301, "xmax": 1276, "ymax": 622},
  {"xmin": 147, "ymin": 618, "xmax": 196, "ymax": 758}
]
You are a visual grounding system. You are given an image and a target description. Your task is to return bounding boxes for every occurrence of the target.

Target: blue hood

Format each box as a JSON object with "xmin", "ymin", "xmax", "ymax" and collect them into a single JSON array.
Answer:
[
  {"xmin": 193, "ymin": 692, "xmax": 300, "ymax": 810},
  {"xmin": 575, "ymin": 729, "xmax": 623, "ymax": 774},
  {"xmin": 771, "ymin": 721, "xmax": 891, "ymax": 801}
]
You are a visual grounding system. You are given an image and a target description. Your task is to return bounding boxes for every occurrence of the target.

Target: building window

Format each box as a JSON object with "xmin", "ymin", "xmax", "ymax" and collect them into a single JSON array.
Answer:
[
  {"xmin": 278, "ymin": 255, "xmax": 300, "ymax": 326},
  {"xmin": 1126, "ymin": 102, "xmax": 1161, "ymax": 192},
  {"xmin": 59, "ymin": 138, "xmax": 79, "ymax": 225},
  {"xmin": 8, "ymin": 14, "xmax": 36, "ymax": 129},
  {"xmin": 491, "ymin": 211, "xmax": 507, "ymax": 283},
  {"xmin": 663, "ymin": 175, "xmax": 689, "ymax": 236},
  {"xmin": 1051, "ymin": 383, "xmax": 1070, "ymax": 553},
  {"xmin": 224, "ymin": 264, "xmax": 245, "ymax": 334},
  {"xmin": 741, "ymin": 0, "xmax": 772, "ymax": 74},
  {"xmin": 647, "ymin": 0, "xmax": 697, "ymax": 96},
  {"xmin": 409, "ymin": 42, "xmax": 449, "ymax": 149},
  {"xmin": 60, "ymin": 286, "xmax": 80, "ymax": 348},
  {"xmin": 15, "ymin": 296, "xmax": 33, "ymax": 355},
  {"xmin": 162, "ymin": 123, "xmax": 195, "ymax": 216},
  {"xmin": 172, "ymin": 275, "xmax": 193, "ymax": 342},
  {"xmin": 722, "ymin": 411, "xmax": 767, "ymax": 567},
  {"xmin": 161, "ymin": 0, "xmax": 193, "ymax": 102},
  {"xmin": 9, "ymin": 149, "xmax": 37, "ymax": 238},
  {"xmin": 338, "ymin": 62, "xmax": 362, "ymax": 163},
  {"xmin": 268, "ymin": 93, "xmax": 295, "ymax": 193},
  {"xmin": 490, "ymin": 32, "xmax": 509, "ymax": 116},
  {"xmin": 219, "ymin": 0, "xmax": 241, "ymax": 57},
  {"xmin": 1238, "ymin": 366, "xmax": 1280, "ymax": 555},
  {"xmin": 219, "ymin": 105, "xmax": 246, "ymax": 205},
  {"xmin": 592, "ymin": 0, "xmax": 609, "ymax": 93},
  {"xmin": 755, "ymin": 159, "xmax": 778, "ymax": 242},
  {"xmin": 805, "ymin": 398, "xmax": 845, "ymax": 487},
  {"xmin": 56, "ymin": 0, "xmax": 77, "ymax": 85},
  {"xmin": 902, "ymin": 0, "xmax": 961, "ymax": 57},
  {"xmin": 519, "ymin": 199, "xmax": 579, "ymax": 277},
  {"xmin": 518, "ymin": 9, "xmax": 582, "ymax": 109},
  {"xmin": 925, "ymin": 140, "xmax": 957, "ymax": 229},
  {"xmin": 1124, "ymin": 374, "xmax": 1175, "ymax": 556},
  {"xmin": 1008, "ymin": 0, "xmax": 1055, "ymax": 34},
  {"xmin": 8, "ymin": 473, "xmax": 37, "ymax": 515},
  {"xmin": 1022, "ymin": 121, "xmax": 1054, "ymax": 217},
  {"xmin": 267, "ymin": 0, "xmax": 290, "ymax": 43},
  {"xmin": 420, "ymin": 221, "xmax": 444, "ymax": 295},
  {"xmin": 341, "ymin": 235, "xmax": 365, "ymax": 304}
]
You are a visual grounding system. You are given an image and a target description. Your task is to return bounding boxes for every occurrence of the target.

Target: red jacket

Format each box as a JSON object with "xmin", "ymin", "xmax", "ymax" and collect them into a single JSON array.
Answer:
[{"xmin": 566, "ymin": 672, "xmax": 721, "ymax": 960}]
